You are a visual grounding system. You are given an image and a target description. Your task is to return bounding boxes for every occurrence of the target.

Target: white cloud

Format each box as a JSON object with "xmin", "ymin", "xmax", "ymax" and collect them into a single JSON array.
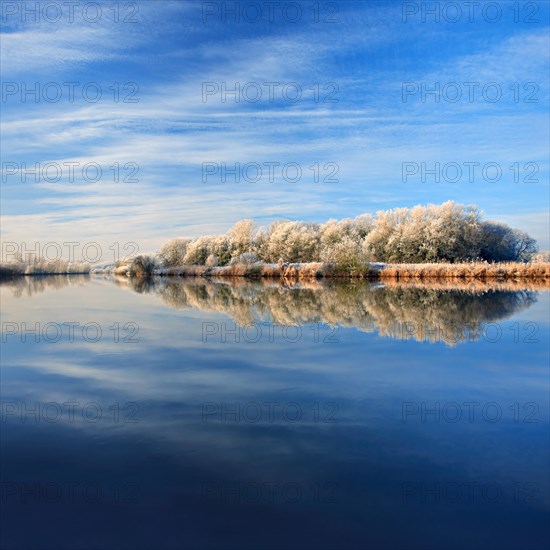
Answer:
[{"xmin": 1, "ymin": 9, "xmax": 548, "ymax": 250}]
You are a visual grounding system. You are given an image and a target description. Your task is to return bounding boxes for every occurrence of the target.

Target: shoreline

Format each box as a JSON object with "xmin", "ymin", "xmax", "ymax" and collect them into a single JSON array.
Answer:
[
  {"xmin": 144, "ymin": 261, "xmax": 550, "ymax": 281},
  {"xmin": 2, "ymin": 262, "xmax": 549, "ymax": 282}
]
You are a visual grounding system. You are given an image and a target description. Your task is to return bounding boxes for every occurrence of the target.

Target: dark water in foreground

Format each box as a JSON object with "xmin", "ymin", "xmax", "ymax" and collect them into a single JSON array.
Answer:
[{"xmin": 1, "ymin": 275, "xmax": 549, "ymax": 550}]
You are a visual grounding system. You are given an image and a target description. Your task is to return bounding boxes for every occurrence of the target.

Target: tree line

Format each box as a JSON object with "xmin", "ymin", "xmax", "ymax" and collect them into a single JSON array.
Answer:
[{"xmin": 153, "ymin": 201, "xmax": 538, "ymax": 271}]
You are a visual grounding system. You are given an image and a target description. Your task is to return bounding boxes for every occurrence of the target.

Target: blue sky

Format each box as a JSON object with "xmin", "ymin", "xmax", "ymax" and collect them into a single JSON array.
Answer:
[{"xmin": 1, "ymin": 0, "xmax": 549, "ymax": 258}]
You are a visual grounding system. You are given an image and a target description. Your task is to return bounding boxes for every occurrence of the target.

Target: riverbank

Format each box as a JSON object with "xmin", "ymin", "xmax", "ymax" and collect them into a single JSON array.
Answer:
[
  {"xmin": 2, "ymin": 260, "xmax": 548, "ymax": 282},
  {"xmin": 148, "ymin": 261, "xmax": 550, "ymax": 281}
]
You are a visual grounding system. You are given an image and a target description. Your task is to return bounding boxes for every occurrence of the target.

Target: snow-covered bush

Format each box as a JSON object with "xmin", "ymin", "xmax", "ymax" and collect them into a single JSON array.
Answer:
[
  {"xmin": 321, "ymin": 235, "xmax": 367, "ymax": 272},
  {"xmin": 205, "ymin": 254, "xmax": 218, "ymax": 267},
  {"xmin": 229, "ymin": 252, "xmax": 259, "ymax": 265},
  {"xmin": 531, "ymin": 251, "xmax": 550, "ymax": 263},
  {"xmin": 128, "ymin": 255, "xmax": 156, "ymax": 277}
]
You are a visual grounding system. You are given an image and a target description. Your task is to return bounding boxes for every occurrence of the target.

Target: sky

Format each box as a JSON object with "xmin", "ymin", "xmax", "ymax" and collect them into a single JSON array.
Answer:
[{"xmin": 1, "ymin": 0, "xmax": 549, "ymax": 262}]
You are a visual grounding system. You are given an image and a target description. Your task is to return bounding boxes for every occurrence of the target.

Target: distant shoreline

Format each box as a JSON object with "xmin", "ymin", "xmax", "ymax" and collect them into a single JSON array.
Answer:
[{"xmin": 0, "ymin": 270, "xmax": 90, "ymax": 280}]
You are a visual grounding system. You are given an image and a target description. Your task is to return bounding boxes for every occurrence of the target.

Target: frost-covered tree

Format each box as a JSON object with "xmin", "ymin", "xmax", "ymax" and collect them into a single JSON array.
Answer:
[
  {"xmin": 183, "ymin": 236, "xmax": 212, "ymax": 265},
  {"xmin": 422, "ymin": 202, "xmax": 481, "ymax": 261},
  {"xmin": 321, "ymin": 235, "xmax": 367, "ymax": 272},
  {"xmin": 364, "ymin": 209, "xmax": 398, "ymax": 261},
  {"xmin": 128, "ymin": 255, "xmax": 156, "ymax": 277},
  {"xmin": 263, "ymin": 221, "xmax": 320, "ymax": 263},
  {"xmin": 208, "ymin": 235, "xmax": 232, "ymax": 265},
  {"xmin": 159, "ymin": 238, "xmax": 192, "ymax": 267},
  {"xmin": 318, "ymin": 215, "xmax": 373, "ymax": 265},
  {"xmin": 364, "ymin": 201, "xmax": 483, "ymax": 262},
  {"xmin": 391, "ymin": 205, "xmax": 427, "ymax": 262},
  {"xmin": 157, "ymin": 201, "xmax": 538, "ymax": 266},
  {"xmin": 532, "ymin": 250, "xmax": 550, "ymax": 263},
  {"xmin": 228, "ymin": 220, "xmax": 256, "ymax": 260}
]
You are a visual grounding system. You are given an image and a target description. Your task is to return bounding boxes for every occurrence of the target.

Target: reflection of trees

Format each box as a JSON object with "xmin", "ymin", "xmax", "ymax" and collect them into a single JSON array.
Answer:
[
  {"xmin": 363, "ymin": 285, "xmax": 537, "ymax": 344},
  {"xmin": 0, "ymin": 274, "xmax": 91, "ymax": 297},
  {"xmin": 132, "ymin": 277, "xmax": 540, "ymax": 345},
  {"xmin": 3, "ymin": 275, "xmax": 541, "ymax": 345}
]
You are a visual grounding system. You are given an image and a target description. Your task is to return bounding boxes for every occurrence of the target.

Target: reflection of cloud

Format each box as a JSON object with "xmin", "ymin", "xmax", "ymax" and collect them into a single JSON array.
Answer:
[{"xmin": 2, "ymin": 276, "xmax": 548, "ymax": 518}]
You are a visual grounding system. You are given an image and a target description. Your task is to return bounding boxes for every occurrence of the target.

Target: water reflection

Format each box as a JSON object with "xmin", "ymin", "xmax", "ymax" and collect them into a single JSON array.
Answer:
[
  {"xmin": 2, "ymin": 275, "xmax": 544, "ymax": 345},
  {"xmin": 1, "ymin": 275, "xmax": 548, "ymax": 549},
  {"xmin": 116, "ymin": 276, "xmax": 541, "ymax": 345},
  {"xmin": 1, "ymin": 274, "xmax": 91, "ymax": 297}
]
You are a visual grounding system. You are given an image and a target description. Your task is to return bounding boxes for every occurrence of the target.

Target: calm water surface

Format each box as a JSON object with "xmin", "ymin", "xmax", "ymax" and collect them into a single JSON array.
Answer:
[{"xmin": 1, "ymin": 276, "xmax": 549, "ymax": 549}]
